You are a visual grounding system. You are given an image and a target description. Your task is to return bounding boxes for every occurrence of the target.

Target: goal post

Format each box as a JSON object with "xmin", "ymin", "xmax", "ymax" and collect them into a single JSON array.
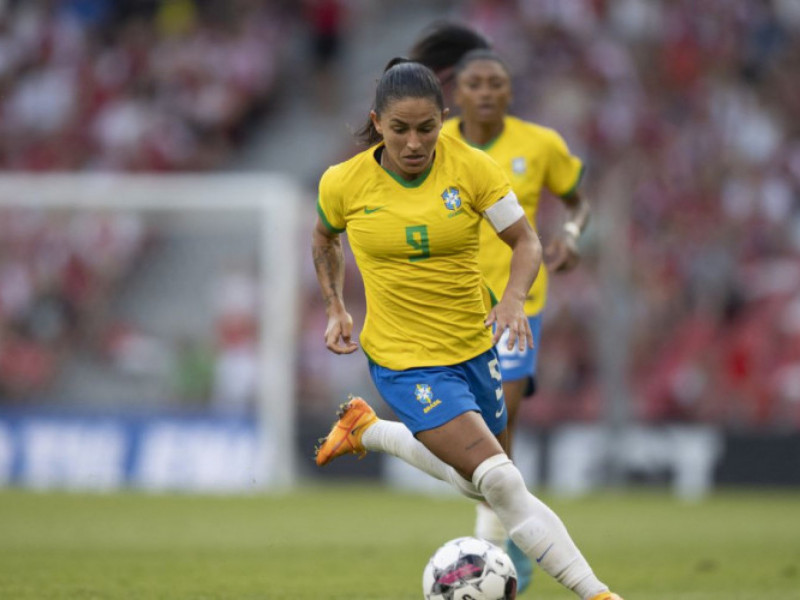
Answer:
[{"xmin": 0, "ymin": 173, "xmax": 303, "ymax": 490}]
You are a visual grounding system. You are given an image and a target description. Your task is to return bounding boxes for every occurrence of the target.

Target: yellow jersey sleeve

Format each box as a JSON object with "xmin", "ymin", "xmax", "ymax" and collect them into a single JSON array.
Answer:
[
  {"xmin": 317, "ymin": 166, "xmax": 346, "ymax": 233},
  {"xmin": 542, "ymin": 128, "xmax": 584, "ymax": 198}
]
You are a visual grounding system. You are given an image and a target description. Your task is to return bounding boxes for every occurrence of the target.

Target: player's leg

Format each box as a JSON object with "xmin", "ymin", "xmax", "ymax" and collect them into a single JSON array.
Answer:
[
  {"xmin": 415, "ymin": 410, "xmax": 507, "ymax": 479},
  {"xmin": 475, "ymin": 378, "xmax": 526, "ymax": 545},
  {"xmin": 367, "ymin": 357, "xmax": 507, "ymax": 495},
  {"xmin": 477, "ymin": 314, "xmax": 542, "ymax": 591},
  {"xmin": 325, "ymin": 404, "xmax": 622, "ymax": 600},
  {"xmin": 315, "ymin": 360, "xmax": 493, "ymax": 498},
  {"xmin": 503, "ymin": 377, "xmax": 529, "ymax": 455},
  {"xmin": 314, "ymin": 348, "xmax": 513, "ymax": 489},
  {"xmin": 459, "ymin": 348, "xmax": 618, "ymax": 600},
  {"xmin": 314, "ymin": 351, "xmax": 622, "ymax": 599},
  {"xmin": 468, "ymin": 452, "xmax": 618, "ymax": 600},
  {"xmin": 403, "ymin": 410, "xmax": 620, "ymax": 599},
  {"xmin": 410, "ymin": 402, "xmax": 618, "ymax": 597}
]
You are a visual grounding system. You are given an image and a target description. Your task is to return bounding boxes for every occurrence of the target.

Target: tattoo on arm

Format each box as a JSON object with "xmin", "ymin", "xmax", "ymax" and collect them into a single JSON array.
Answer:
[{"xmin": 312, "ymin": 237, "xmax": 345, "ymax": 309}]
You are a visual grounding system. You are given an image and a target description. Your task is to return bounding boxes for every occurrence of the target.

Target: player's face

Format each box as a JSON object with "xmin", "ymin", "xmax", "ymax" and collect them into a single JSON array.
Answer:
[
  {"xmin": 454, "ymin": 59, "xmax": 511, "ymax": 125},
  {"xmin": 371, "ymin": 97, "xmax": 447, "ymax": 181}
]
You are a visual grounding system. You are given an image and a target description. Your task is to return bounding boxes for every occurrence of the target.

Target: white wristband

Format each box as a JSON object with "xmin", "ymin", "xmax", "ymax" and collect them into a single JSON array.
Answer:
[{"xmin": 563, "ymin": 222, "xmax": 581, "ymax": 238}]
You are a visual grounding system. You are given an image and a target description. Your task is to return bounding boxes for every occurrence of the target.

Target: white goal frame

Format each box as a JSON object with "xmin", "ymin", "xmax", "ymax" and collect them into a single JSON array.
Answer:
[{"xmin": 0, "ymin": 173, "xmax": 302, "ymax": 489}]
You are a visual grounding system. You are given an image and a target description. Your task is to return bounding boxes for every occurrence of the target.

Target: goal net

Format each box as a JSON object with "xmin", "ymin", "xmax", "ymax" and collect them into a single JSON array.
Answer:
[{"xmin": 0, "ymin": 173, "xmax": 303, "ymax": 492}]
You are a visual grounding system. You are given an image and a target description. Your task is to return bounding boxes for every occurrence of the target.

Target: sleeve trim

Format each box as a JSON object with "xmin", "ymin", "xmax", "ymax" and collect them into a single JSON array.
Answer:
[
  {"xmin": 316, "ymin": 199, "xmax": 345, "ymax": 234},
  {"xmin": 560, "ymin": 163, "xmax": 585, "ymax": 199}
]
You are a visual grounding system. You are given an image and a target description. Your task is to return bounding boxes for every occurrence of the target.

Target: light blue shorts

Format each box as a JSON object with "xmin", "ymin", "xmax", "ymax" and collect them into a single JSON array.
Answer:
[
  {"xmin": 495, "ymin": 314, "xmax": 542, "ymax": 383},
  {"xmin": 368, "ymin": 347, "xmax": 507, "ymax": 435}
]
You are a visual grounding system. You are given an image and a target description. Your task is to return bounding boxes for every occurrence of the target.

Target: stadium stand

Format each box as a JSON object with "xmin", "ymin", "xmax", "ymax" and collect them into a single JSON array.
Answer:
[
  {"xmin": 1, "ymin": 0, "xmax": 799, "ymax": 433},
  {"xmin": 0, "ymin": 0, "xmax": 291, "ymax": 403}
]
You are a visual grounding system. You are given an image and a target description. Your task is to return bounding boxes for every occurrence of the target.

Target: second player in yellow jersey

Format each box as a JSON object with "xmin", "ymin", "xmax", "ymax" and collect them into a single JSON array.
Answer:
[{"xmin": 442, "ymin": 115, "xmax": 584, "ymax": 316}]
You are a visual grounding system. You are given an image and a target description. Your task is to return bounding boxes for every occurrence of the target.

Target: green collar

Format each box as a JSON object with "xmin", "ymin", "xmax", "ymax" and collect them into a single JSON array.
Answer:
[
  {"xmin": 459, "ymin": 120, "xmax": 502, "ymax": 151},
  {"xmin": 376, "ymin": 146, "xmax": 434, "ymax": 188}
]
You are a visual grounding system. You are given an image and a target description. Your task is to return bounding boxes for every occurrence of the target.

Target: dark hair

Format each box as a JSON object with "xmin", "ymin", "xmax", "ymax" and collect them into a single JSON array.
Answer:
[
  {"xmin": 454, "ymin": 48, "xmax": 512, "ymax": 79},
  {"xmin": 356, "ymin": 58, "xmax": 445, "ymax": 147},
  {"xmin": 408, "ymin": 21, "xmax": 491, "ymax": 74}
]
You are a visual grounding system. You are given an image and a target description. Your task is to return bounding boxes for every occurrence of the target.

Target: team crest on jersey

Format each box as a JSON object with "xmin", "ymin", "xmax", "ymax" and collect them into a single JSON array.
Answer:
[
  {"xmin": 512, "ymin": 157, "xmax": 526, "ymax": 175},
  {"xmin": 415, "ymin": 383, "xmax": 442, "ymax": 413},
  {"xmin": 441, "ymin": 187, "xmax": 462, "ymax": 211}
]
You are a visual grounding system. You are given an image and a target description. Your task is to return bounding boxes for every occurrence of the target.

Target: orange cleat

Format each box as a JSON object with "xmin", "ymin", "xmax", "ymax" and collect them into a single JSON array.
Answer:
[
  {"xmin": 315, "ymin": 396, "xmax": 379, "ymax": 467},
  {"xmin": 589, "ymin": 593, "xmax": 625, "ymax": 600}
]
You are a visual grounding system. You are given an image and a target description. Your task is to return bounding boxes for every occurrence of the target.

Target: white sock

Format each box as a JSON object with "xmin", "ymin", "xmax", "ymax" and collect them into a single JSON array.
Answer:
[
  {"xmin": 475, "ymin": 502, "xmax": 506, "ymax": 547},
  {"xmin": 473, "ymin": 455, "xmax": 609, "ymax": 600},
  {"xmin": 361, "ymin": 420, "xmax": 484, "ymax": 500}
]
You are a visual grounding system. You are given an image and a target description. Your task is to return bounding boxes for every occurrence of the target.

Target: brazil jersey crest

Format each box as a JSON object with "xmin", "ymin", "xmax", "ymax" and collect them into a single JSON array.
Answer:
[
  {"xmin": 415, "ymin": 383, "xmax": 441, "ymax": 413},
  {"xmin": 441, "ymin": 187, "xmax": 462, "ymax": 211},
  {"xmin": 415, "ymin": 384, "xmax": 433, "ymax": 404}
]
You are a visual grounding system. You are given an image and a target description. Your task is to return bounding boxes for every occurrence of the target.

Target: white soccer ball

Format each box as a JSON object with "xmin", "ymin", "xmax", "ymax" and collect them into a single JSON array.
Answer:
[{"xmin": 422, "ymin": 536, "xmax": 518, "ymax": 600}]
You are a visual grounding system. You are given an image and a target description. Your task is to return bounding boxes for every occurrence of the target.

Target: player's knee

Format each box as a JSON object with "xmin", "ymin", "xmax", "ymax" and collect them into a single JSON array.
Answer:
[{"xmin": 471, "ymin": 453, "xmax": 525, "ymax": 498}]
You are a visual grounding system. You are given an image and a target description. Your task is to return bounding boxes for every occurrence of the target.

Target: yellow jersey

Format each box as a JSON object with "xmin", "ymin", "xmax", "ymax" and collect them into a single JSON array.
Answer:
[
  {"xmin": 441, "ymin": 115, "xmax": 583, "ymax": 315},
  {"xmin": 317, "ymin": 132, "xmax": 512, "ymax": 370}
]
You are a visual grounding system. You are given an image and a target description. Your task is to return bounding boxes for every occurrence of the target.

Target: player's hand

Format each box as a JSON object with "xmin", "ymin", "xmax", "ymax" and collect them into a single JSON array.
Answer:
[
  {"xmin": 485, "ymin": 299, "xmax": 533, "ymax": 351},
  {"xmin": 324, "ymin": 310, "xmax": 359, "ymax": 354},
  {"xmin": 544, "ymin": 231, "xmax": 580, "ymax": 273}
]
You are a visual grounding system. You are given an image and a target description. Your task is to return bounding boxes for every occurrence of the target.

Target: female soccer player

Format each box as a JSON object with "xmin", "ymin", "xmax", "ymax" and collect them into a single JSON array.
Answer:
[
  {"xmin": 312, "ymin": 59, "xmax": 621, "ymax": 600},
  {"xmin": 411, "ymin": 26, "xmax": 591, "ymax": 591}
]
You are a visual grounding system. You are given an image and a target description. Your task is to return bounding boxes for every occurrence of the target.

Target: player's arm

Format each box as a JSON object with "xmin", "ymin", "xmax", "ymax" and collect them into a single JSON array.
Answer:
[
  {"xmin": 483, "ymin": 192, "xmax": 542, "ymax": 351},
  {"xmin": 311, "ymin": 217, "xmax": 358, "ymax": 354},
  {"xmin": 545, "ymin": 190, "xmax": 590, "ymax": 273}
]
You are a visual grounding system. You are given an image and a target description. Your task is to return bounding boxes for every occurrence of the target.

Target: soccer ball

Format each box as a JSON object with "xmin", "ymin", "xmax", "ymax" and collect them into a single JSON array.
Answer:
[{"xmin": 422, "ymin": 536, "xmax": 517, "ymax": 600}]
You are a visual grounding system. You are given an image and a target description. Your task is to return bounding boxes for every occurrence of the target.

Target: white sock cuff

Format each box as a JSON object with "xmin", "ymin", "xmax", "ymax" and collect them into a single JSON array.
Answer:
[
  {"xmin": 472, "ymin": 453, "xmax": 513, "ymax": 490},
  {"xmin": 360, "ymin": 419, "xmax": 391, "ymax": 452}
]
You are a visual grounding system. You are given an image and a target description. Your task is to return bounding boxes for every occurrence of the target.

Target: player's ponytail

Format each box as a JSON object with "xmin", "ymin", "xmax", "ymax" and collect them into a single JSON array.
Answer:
[
  {"xmin": 384, "ymin": 56, "xmax": 411, "ymax": 71},
  {"xmin": 356, "ymin": 58, "xmax": 444, "ymax": 147}
]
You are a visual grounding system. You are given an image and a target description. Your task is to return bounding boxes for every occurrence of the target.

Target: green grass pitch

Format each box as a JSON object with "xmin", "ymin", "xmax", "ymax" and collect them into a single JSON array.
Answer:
[{"xmin": 0, "ymin": 486, "xmax": 798, "ymax": 599}]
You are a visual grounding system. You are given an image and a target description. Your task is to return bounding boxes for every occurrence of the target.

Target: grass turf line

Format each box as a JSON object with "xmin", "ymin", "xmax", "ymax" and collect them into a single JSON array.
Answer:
[{"xmin": 0, "ymin": 486, "xmax": 798, "ymax": 599}]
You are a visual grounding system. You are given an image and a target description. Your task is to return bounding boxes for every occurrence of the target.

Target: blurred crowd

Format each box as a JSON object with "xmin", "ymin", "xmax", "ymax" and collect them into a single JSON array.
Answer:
[
  {"xmin": 0, "ymin": 208, "xmax": 148, "ymax": 397},
  {"xmin": 2, "ymin": 0, "xmax": 799, "ymax": 432},
  {"xmin": 0, "ymin": 0, "xmax": 290, "ymax": 406},
  {"xmin": 0, "ymin": 0, "xmax": 286, "ymax": 170},
  {"xmin": 456, "ymin": 0, "xmax": 800, "ymax": 431}
]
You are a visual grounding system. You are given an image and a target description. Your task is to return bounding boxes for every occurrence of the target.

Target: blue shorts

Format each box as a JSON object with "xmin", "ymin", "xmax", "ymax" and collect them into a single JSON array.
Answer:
[
  {"xmin": 368, "ymin": 347, "xmax": 507, "ymax": 435},
  {"xmin": 495, "ymin": 314, "xmax": 542, "ymax": 382}
]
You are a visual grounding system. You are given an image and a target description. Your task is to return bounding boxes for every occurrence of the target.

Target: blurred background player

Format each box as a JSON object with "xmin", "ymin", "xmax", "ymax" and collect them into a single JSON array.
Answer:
[
  {"xmin": 408, "ymin": 20, "xmax": 491, "ymax": 108},
  {"xmin": 411, "ymin": 25, "xmax": 591, "ymax": 594},
  {"xmin": 313, "ymin": 58, "xmax": 623, "ymax": 600}
]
